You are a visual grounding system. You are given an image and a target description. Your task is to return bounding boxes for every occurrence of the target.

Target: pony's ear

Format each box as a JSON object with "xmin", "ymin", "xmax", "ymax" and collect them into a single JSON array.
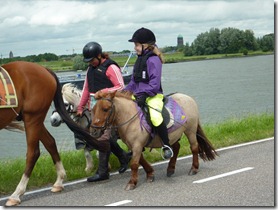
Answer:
[
  {"xmin": 95, "ymin": 91, "xmax": 104, "ymax": 99},
  {"xmin": 110, "ymin": 90, "xmax": 117, "ymax": 99}
]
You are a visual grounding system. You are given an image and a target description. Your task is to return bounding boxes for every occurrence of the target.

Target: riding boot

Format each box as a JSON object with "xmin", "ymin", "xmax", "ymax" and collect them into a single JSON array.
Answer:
[
  {"xmin": 110, "ymin": 140, "xmax": 132, "ymax": 174},
  {"xmin": 109, "ymin": 129, "xmax": 132, "ymax": 173},
  {"xmin": 87, "ymin": 151, "xmax": 110, "ymax": 182},
  {"xmin": 74, "ymin": 133, "xmax": 86, "ymax": 150},
  {"xmin": 156, "ymin": 121, "xmax": 173, "ymax": 160}
]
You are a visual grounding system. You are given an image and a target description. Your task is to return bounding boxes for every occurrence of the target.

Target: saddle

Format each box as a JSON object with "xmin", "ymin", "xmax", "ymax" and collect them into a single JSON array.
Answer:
[
  {"xmin": 139, "ymin": 95, "xmax": 187, "ymax": 138},
  {"xmin": 0, "ymin": 67, "xmax": 18, "ymax": 108}
]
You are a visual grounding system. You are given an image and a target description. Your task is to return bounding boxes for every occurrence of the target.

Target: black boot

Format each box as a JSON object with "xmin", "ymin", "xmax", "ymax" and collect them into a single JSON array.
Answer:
[
  {"xmin": 110, "ymin": 137, "xmax": 131, "ymax": 174},
  {"xmin": 156, "ymin": 121, "xmax": 173, "ymax": 160},
  {"xmin": 87, "ymin": 151, "xmax": 110, "ymax": 182}
]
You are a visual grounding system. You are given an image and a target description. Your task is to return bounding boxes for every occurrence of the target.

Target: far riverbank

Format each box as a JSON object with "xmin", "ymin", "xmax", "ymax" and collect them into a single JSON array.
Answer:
[{"xmin": 38, "ymin": 51, "xmax": 274, "ymax": 72}]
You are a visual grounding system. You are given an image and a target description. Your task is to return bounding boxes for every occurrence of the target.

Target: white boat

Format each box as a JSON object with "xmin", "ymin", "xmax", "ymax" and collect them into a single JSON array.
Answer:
[
  {"xmin": 58, "ymin": 52, "xmax": 134, "ymax": 89},
  {"xmin": 58, "ymin": 70, "xmax": 132, "ymax": 89}
]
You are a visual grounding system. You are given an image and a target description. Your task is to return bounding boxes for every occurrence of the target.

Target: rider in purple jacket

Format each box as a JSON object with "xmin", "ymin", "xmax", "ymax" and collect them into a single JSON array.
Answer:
[{"xmin": 125, "ymin": 27, "xmax": 173, "ymax": 159}]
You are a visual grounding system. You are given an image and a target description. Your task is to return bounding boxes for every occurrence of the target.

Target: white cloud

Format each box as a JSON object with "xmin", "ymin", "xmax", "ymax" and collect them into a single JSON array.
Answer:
[{"xmin": 0, "ymin": 0, "xmax": 274, "ymax": 58}]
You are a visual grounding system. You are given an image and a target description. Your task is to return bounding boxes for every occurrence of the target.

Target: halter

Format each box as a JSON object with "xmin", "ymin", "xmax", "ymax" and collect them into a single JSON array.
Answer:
[
  {"xmin": 91, "ymin": 97, "xmax": 140, "ymax": 131},
  {"xmin": 91, "ymin": 98, "xmax": 115, "ymax": 131}
]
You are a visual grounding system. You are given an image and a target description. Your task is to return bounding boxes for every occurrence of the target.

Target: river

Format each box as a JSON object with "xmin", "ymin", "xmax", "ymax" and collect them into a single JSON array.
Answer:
[{"xmin": 0, "ymin": 55, "xmax": 274, "ymax": 160}]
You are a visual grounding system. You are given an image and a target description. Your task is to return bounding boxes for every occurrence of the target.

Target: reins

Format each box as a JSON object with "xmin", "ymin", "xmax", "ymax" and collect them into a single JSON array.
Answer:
[
  {"xmin": 74, "ymin": 109, "xmax": 91, "ymax": 129},
  {"xmin": 91, "ymin": 98, "xmax": 140, "ymax": 130},
  {"xmin": 53, "ymin": 106, "xmax": 91, "ymax": 129},
  {"xmin": 112, "ymin": 109, "xmax": 140, "ymax": 129}
]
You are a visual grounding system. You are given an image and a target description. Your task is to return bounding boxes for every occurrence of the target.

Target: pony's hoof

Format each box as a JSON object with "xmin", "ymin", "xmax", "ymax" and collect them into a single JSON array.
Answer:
[
  {"xmin": 147, "ymin": 175, "xmax": 155, "ymax": 182},
  {"xmin": 125, "ymin": 184, "xmax": 136, "ymax": 190},
  {"xmin": 167, "ymin": 170, "xmax": 175, "ymax": 177},
  {"xmin": 51, "ymin": 185, "xmax": 64, "ymax": 193},
  {"xmin": 5, "ymin": 198, "xmax": 21, "ymax": 206},
  {"xmin": 188, "ymin": 168, "xmax": 198, "ymax": 175}
]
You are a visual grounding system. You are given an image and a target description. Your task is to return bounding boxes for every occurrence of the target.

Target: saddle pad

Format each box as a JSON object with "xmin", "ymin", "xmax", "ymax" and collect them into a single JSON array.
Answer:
[
  {"xmin": 0, "ymin": 67, "xmax": 18, "ymax": 108},
  {"xmin": 139, "ymin": 96, "xmax": 187, "ymax": 137}
]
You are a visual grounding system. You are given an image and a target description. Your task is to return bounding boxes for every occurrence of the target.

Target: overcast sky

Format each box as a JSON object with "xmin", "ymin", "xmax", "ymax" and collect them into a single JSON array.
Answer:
[{"xmin": 0, "ymin": 0, "xmax": 275, "ymax": 58}]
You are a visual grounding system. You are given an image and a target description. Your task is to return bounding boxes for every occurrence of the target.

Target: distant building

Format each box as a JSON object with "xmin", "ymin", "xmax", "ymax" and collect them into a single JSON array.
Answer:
[
  {"xmin": 177, "ymin": 34, "xmax": 184, "ymax": 47},
  {"xmin": 9, "ymin": 51, "xmax": 13, "ymax": 58}
]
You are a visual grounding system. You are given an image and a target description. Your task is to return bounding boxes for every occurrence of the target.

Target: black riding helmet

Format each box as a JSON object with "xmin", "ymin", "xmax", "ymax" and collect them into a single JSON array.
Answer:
[
  {"xmin": 83, "ymin": 42, "xmax": 102, "ymax": 62},
  {"xmin": 128, "ymin": 27, "xmax": 156, "ymax": 44}
]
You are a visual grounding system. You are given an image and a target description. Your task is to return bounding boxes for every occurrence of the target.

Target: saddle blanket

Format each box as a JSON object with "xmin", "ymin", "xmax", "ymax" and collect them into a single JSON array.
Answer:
[
  {"xmin": 139, "ymin": 96, "xmax": 187, "ymax": 137},
  {"xmin": 0, "ymin": 66, "xmax": 18, "ymax": 108}
]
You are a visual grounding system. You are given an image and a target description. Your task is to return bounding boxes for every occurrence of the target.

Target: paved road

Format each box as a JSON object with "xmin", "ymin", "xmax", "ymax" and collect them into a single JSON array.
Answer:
[{"xmin": 0, "ymin": 138, "xmax": 274, "ymax": 207}]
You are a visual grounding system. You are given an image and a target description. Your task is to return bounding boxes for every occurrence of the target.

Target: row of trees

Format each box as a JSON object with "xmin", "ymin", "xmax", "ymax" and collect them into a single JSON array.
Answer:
[
  {"xmin": 1, "ymin": 27, "xmax": 274, "ymax": 65},
  {"xmin": 180, "ymin": 27, "xmax": 274, "ymax": 56},
  {"xmin": 0, "ymin": 53, "xmax": 59, "ymax": 64}
]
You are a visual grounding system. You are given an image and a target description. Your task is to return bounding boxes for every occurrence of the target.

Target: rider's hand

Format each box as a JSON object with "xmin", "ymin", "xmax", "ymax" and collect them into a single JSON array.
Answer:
[
  {"xmin": 76, "ymin": 110, "xmax": 83, "ymax": 116},
  {"xmin": 136, "ymin": 94, "xmax": 147, "ymax": 108}
]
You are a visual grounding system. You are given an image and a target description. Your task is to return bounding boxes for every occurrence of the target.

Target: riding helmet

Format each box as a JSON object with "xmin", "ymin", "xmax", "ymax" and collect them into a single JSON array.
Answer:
[
  {"xmin": 128, "ymin": 27, "xmax": 156, "ymax": 44},
  {"xmin": 82, "ymin": 42, "xmax": 102, "ymax": 62}
]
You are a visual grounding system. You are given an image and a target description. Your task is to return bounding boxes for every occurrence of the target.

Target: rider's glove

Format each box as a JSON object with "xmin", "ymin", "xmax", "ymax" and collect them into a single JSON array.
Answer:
[{"xmin": 136, "ymin": 94, "xmax": 147, "ymax": 108}]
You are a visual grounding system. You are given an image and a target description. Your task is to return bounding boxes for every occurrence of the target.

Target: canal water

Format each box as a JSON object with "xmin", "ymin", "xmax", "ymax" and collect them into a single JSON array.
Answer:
[{"xmin": 0, "ymin": 55, "xmax": 274, "ymax": 160}]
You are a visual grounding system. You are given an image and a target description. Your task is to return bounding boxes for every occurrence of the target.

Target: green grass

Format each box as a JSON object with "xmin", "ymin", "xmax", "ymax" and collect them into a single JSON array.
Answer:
[{"xmin": 0, "ymin": 112, "xmax": 274, "ymax": 196}]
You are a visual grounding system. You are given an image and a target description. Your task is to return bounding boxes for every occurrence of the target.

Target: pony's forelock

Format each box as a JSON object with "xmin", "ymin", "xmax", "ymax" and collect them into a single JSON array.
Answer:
[{"xmin": 62, "ymin": 83, "xmax": 82, "ymax": 109}]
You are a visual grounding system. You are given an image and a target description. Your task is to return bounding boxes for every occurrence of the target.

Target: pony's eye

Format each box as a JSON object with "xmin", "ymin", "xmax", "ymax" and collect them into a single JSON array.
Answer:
[
  {"xmin": 64, "ymin": 103, "xmax": 69, "ymax": 108},
  {"xmin": 103, "ymin": 108, "xmax": 110, "ymax": 112}
]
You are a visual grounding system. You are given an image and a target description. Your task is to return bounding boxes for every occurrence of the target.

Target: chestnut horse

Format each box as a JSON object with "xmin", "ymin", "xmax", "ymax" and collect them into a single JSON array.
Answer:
[
  {"xmin": 0, "ymin": 61, "xmax": 109, "ymax": 206},
  {"xmin": 91, "ymin": 91, "xmax": 218, "ymax": 190}
]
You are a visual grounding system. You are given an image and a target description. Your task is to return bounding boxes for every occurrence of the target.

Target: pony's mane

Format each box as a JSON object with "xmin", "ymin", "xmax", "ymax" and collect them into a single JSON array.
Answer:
[
  {"xmin": 116, "ymin": 90, "xmax": 134, "ymax": 100},
  {"xmin": 62, "ymin": 83, "xmax": 82, "ymax": 108}
]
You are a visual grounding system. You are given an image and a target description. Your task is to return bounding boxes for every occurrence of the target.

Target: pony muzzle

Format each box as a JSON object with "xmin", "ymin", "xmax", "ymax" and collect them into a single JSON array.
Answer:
[{"xmin": 89, "ymin": 125, "xmax": 105, "ymax": 138}]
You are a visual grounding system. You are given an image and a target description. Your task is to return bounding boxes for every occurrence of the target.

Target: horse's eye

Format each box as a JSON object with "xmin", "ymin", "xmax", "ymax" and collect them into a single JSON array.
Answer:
[{"xmin": 103, "ymin": 108, "xmax": 110, "ymax": 112}]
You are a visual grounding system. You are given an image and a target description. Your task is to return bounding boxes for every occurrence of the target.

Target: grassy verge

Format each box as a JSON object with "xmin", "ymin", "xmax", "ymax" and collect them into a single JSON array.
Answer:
[{"xmin": 0, "ymin": 112, "xmax": 274, "ymax": 196}]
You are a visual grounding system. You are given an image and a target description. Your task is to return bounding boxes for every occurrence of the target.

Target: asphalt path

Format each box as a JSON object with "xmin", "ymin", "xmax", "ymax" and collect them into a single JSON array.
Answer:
[{"xmin": 0, "ymin": 138, "xmax": 275, "ymax": 207}]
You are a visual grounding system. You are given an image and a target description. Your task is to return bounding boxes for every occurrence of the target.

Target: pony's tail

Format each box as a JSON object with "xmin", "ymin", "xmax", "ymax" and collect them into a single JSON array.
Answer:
[
  {"xmin": 196, "ymin": 123, "xmax": 218, "ymax": 161},
  {"xmin": 48, "ymin": 69, "xmax": 110, "ymax": 153}
]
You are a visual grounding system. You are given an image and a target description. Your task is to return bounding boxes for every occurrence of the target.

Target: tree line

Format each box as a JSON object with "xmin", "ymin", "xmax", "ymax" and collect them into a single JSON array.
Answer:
[
  {"xmin": 179, "ymin": 27, "xmax": 274, "ymax": 56},
  {"xmin": 0, "ymin": 27, "xmax": 274, "ymax": 65}
]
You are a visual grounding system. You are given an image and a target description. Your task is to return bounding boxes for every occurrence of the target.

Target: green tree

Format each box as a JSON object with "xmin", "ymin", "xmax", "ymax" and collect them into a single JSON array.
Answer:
[
  {"xmin": 192, "ymin": 28, "xmax": 220, "ymax": 55},
  {"xmin": 242, "ymin": 30, "xmax": 258, "ymax": 51},
  {"xmin": 258, "ymin": 34, "xmax": 274, "ymax": 52},
  {"xmin": 183, "ymin": 42, "xmax": 193, "ymax": 56},
  {"xmin": 218, "ymin": 27, "xmax": 244, "ymax": 54},
  {"xmin": 72, "ymin": 55, "xmax": 88, "ymax": 70}
]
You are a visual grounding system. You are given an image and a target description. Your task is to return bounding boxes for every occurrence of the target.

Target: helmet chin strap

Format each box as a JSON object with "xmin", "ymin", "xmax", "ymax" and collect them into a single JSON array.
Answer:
[
  {"xmin": 97, "ymin": 57, "xmax": 101, "ymax": 66},
  {"xmin": 140, "ymin": 44, "xmax": 145, "ymax": 55}
]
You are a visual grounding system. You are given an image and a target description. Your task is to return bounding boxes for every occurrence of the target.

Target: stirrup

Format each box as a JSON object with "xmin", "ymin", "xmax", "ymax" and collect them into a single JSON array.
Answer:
[{"xmin": 161, "ymin": 145, "xmax": 173, "ymax": 160}]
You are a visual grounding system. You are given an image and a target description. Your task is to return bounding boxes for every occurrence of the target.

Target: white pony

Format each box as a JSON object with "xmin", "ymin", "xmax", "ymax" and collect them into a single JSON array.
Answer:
[{"xmin": 50, "ymin": 83, "xmax": 95, "ymax": 172}]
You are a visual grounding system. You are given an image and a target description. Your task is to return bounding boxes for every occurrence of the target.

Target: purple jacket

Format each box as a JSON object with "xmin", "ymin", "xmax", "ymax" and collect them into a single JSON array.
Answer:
[{"xmin": 124, "ymin": 51, "xmax": 163, "ymax": 97}]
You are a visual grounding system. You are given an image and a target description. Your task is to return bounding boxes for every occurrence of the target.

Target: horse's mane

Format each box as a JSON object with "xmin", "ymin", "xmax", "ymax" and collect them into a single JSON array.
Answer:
[
  {"xmin": 116, "ymin": 90, "xmax": 134, "ymax": 100},
  {"xmin": 62, "ymin": 83, "xmax": 82, "ymax": 109}
]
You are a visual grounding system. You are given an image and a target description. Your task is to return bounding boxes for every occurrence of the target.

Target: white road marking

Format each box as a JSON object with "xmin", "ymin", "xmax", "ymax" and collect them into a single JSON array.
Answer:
[
  {"xmin": 193, "ymin": 167, "xmax": 254, "ymax": 184},
  {"xmin": 105, "ymin": 200, "xmax": 132, "ymax": 206}
]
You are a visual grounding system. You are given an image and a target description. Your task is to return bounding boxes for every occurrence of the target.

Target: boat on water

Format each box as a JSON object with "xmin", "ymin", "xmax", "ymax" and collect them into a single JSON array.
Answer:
[
  {"xmin": 58, "ymin": 52, "xmax": 135, "ymax": 89},
  {"xmin": 57, "ymin": 71, "xmax": 132, "ymax": 89}
]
